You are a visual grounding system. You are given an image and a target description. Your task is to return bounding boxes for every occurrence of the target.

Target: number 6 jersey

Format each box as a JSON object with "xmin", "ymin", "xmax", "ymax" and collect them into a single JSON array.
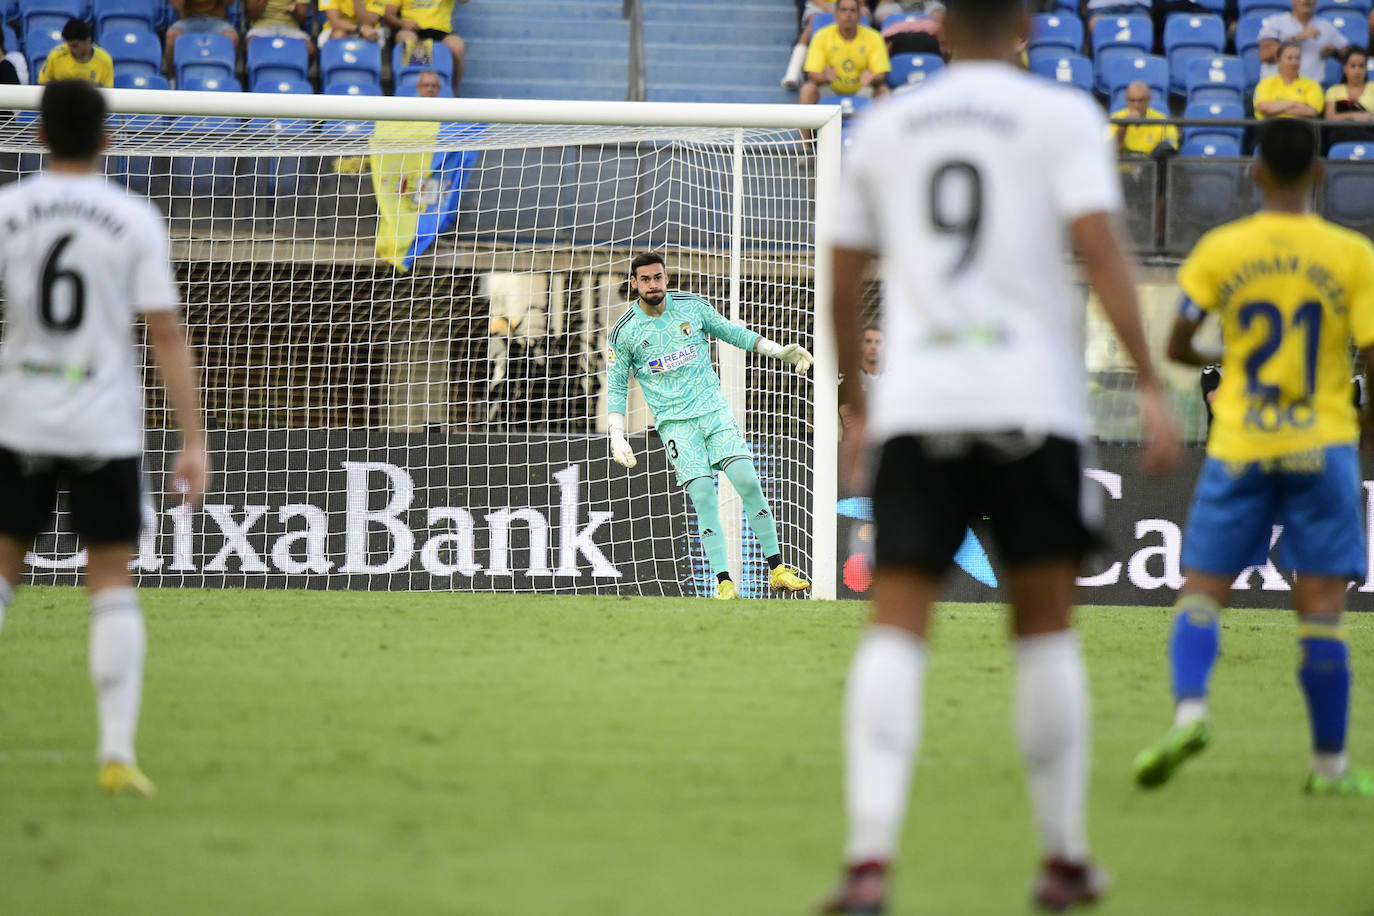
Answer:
[
  {"xmin": 0, "ymin": 172, "xmax": 179, "ymax": 458},
  {"xmin": 827, "ymin": 60, "xmax": 1121, "ymax": 444}
]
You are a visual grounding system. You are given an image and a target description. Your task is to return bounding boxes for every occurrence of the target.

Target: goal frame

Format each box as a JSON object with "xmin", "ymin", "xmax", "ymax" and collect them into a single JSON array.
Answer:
[{"xmin": 0, "ymin": 86, "xmax": 843, "ymax": 600}]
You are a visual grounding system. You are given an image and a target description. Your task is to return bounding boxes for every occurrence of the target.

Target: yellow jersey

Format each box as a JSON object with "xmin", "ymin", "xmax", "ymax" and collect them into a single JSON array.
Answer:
[
  {"xmin": 1178, "ymin": 211, "xmax": 1374, "ymax": 461},
  {"xmin": 400, "ymin": 0, "xmax": 455, "ymax": 32},
  {"xmin": 803, "ymin": 23, "xmax": 890, "ymax": 95},
  {"xmin": 1325, "ymin": 81, "xmax": 1374, "ymax": 111},
  {"xmin": 37, "ymin": 44, "xmax": 113, "ymax": 87},
  {"xmin": 322, "ymin": 0, "xmax": 387, "ymax": 19},
  {"xmin": 1107, "ymin": 107, "xmax": 1179, "ymax": 154},
  {"xmin": 1253, "ymin": 74, "xmax": 1324, "ymax": 119}
]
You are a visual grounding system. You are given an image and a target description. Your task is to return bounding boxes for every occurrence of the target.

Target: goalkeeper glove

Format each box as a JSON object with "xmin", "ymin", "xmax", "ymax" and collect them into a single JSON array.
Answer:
[
  {"xmin": 608, "ymin": 413, "xmax": 636, "ymax": 468},
  {"xmin": 757, "ymin": 337, "xmax": 814, "ymax": 375}
]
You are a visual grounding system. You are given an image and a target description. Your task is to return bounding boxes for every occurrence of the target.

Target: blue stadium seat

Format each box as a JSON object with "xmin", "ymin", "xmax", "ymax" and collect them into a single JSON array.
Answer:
[
  {"xmin": 105, "ymin": 29, "xmax": 161, "ymax": 80},
  {"xmin": 247, "ymin": 79, "xmax": 314, "ymax": 135},
  {"xmin": 112, "ymin": 72, "xmax": 168, "ymax": 131},
  {"xmin": 1328, "ymin": 141, "xmax": 1372, "ymax": 159},
  {"xmin": 247, "ymin": 35, "xmax": 309, "ymax": 90},
  {"xmin": 1318, "ymin": 12, "xmax": 1370, "ymax": 49},
  {"xmin": 1182, "ymin": 99, "xmax": 1245, "ymax": 144},
  {"xmin": 20, "ymin": 0, "xmax": 84, "ymax": 39},
  {"xmin": 887, "ymin": 52, "xmax": 943, "ymax": 89},
  {"xmin": 1325, "ymin": 55, "xmax": 1343, "ymax": 86},
  {"xmin": 1181, "ymin": 135, "xmax": 1240, "ymax": 156},
  {"xmin": 1185, "ymin": 55, "xmax": 1245, "ymax": 106},
  {"xmin": 174, "ymin": 33, "xmax": 236, "ymax": 86},
  {"xmin": 1236, "ymin": 0, "xmax": 1289, "ymax": 16},
  {"xmin": 1092, "ymin": 15, "xmax": 1154, "ymax": 93},
  {"xmin": 818, "ymin": 93, "xmax": 873, "ymax": 116},
  {"xmin": 878, "ymin": 11, "xmax": 927, "ymax": 30},
  {"xmin": 1029, "ymin": 13, "xmax": 1083, "ymax": 55},
  {"xmin": 392, "ymin": 39, "xmax": 453, "ymax": 88},
  {"xmin": 23, "ymin": 26, "xmax": 62, "ymax": 75},
  {"xmin": 1029, "ymin": 52, "xmax": 1093, "ymax": 93},
  {"xmin": 172, "ymin": 75, "xmax": 241, "ymax": 135},
  {"xmin": 1234, "ymin": 15, "xmax": 1267, "ymax": 90},
  {"xmin": 325, "ymin": 79, "xmax": 383, "ymax": 97},
  {"xmin": 1164, "ymin": 14, "xmax": 1225, "ymax": 95},
  {"xmin": 320, "ymin": 38, "xmax": 382, "ymax": 88},
  {"xmin": 1103, "ymin": 53, "xmax": 1168, "ymax": 107},
  {"xmin": 2, "ymin": 24, "xmax": 16, "ymax": 56},
  {"xmin": 1316, "ymin": 0, "xmax": 1371, "ymax": 15},
  {"xmin": 95, "ymin": 0, "xmax": 159, "ymax": 40},
  {"xmin": 322, "ymin": 81, "xmax": 379, "ymax": 137}
]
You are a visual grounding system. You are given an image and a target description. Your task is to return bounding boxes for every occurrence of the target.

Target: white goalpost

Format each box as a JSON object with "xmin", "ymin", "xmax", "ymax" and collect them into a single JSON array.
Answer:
[{"xmin": 0, "ymin": 86, "xmax": 842, "ymax": 599}]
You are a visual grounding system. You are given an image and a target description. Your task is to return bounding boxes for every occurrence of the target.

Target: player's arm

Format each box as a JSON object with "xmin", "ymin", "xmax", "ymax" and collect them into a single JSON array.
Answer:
[
  {"xmin": 1165, "ymin": 296, "xmax": 1219, "ymax": 367},
  {"xmin": 144, "ymin": 310, "xmax": 208, "ymax": 507},
  {"xmin": 245, "ymin": 0, "xmax": 270, "ymax": 21},
  {"xmin": 1070, "ymin": 212, "xmax": 1181, "ymax": 475},
  {"xmin": 605, "ymin": 331, "xmax": 636, "ymax": 469},
  {"xmin": 696, "ymin": 298, "xmax": 812, "ymax": 374}
]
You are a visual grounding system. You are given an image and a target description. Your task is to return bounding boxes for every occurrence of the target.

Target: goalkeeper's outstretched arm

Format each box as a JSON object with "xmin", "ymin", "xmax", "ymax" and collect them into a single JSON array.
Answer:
[{"xmin": 695, "ymin": 297, "xmax": 813, "ymax": 375}]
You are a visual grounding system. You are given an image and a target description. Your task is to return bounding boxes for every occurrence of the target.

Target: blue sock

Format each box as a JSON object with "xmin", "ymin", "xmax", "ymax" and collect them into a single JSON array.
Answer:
[
  {"xmin": 1298, "ymin": 619, "xmax": 1350, "ymax": 754},
  {"xmin": 685, "ymin": 477, "xmax": 729, "ymax": 581},
  {"xmin": 1169, "ymin": 594, "xmax": 1221, "ymax": 703}
]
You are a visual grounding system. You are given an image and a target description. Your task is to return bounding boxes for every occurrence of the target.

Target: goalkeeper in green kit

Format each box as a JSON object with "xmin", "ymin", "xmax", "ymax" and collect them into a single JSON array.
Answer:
[{"xmin": 606, "ymin": 252, "xmax": 813, "ymax": 599}]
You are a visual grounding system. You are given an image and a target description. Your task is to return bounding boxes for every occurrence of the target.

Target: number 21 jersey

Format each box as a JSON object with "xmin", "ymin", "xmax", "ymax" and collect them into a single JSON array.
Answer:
[
  {"xmin": 0, "ymin": 172, "xmax": 179, "ymax": 457},
  {"xmin": 828, "ymin": 60, "xmax": 1121, "ymax": 444}
]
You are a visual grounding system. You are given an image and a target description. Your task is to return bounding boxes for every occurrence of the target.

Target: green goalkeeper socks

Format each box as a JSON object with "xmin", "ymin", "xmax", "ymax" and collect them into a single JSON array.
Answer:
[
  {"xmin": 723, "ymin": 459, "xmax": 780, "ymax": 559},
  {"xmin": 686, "ymin": 477, "xmax": 730, "ymax": 581}
]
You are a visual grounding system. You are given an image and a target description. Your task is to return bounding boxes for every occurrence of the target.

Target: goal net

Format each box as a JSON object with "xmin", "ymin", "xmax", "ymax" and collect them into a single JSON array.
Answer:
[{"xmin": 0, "ymin": 89, "xmax": 841, "ymax": 598}]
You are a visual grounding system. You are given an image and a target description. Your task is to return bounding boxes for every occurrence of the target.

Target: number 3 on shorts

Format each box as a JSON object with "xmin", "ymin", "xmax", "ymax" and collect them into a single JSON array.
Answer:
[{"xmin": 666, "ymin": 439, "xmax": 679, "ymax": 460}]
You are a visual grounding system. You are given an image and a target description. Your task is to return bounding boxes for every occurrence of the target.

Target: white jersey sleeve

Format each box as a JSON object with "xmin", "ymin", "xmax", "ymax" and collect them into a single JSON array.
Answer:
[
  {"xmin": 1050, "ymin": 92, "xmax": 1122, "ymax": 223},
  {"xmin": 827, "ymin": 117, "xmax": 883, "ymax": 252}
]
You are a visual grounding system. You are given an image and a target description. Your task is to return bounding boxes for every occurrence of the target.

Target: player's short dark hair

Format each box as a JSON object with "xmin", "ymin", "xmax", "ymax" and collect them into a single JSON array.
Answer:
[
  {"xmin": 863, "ymin": 323, "xmax": 882, "ymax": 335},
  {"xmin": 1256, "ymin": 118, "xmax": 1318, "ymax": 187},
  {"xmin": 61, "ymin": 18, "xmax": 92, "ymax": 42},
  {"xmin": 41, "ymin": 79, "xmax": 106, "ymax": 160},
  {"xmin": 946, "ymin": 0, "xmax": 1022, "ymax": 32},
  {"xmin": 629, "ymin": 251, "xmax": 665, "ymax": 278}
]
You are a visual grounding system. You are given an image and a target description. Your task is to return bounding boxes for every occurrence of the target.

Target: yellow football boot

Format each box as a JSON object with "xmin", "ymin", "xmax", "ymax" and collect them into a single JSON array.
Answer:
[
  {"xmin": 99, "ymin": 761, "xmax": 156, "ymax": 798},
  {"xmin": 770, "ymin": 566, "xmax": 810, "ymax": 593},
  {"xmin": 716, "ymin": 579, "xmax": 738, "ymax": 599}
]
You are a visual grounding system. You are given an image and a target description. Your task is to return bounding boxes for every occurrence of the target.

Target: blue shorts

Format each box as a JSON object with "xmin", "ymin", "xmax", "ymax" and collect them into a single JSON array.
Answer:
[{"xmin": 1181, "ymin": 445, "xmax": 1366, "ymax": 580}]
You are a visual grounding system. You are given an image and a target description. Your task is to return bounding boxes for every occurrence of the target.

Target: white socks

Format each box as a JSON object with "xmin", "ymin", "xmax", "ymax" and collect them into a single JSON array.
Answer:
[
  {"xmin": 781, "ymin": 43, "xmax": 808, "ymax": 89},
  {"xmin": 0, "ymin": 576, "xmax": 12, "ymax": 635},
  {"xmin": 1174, "ymin": 697, "xmax": 1208, "ymax": 728},
  {"xmin": 1014, "ymin": 630, "xmax": 1091, "ymax": 863},
  {"xmin": 89, "ymin": 588, "xmax": 146, "ymax": 766},
  {"xmin": 843, "ymin": 625, "xmax": 927, "ymax": 864}
]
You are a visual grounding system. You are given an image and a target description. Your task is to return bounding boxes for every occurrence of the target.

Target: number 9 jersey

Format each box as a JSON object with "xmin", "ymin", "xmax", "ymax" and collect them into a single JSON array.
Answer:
[
  {"xmin": 0, "ymin": 172, "xmax": 179, "ymax": 458},
  {"xmin": 1177, "ymin": 212, "xmax": 1374, "ymax": 462},
  {"xmin": 826, "ymin": 61, "xmax": 1121, "ymax": 445}
]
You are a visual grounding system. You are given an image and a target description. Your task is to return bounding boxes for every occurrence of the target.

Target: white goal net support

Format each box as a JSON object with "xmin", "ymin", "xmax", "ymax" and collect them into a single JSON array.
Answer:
[{"xmin": 0, "ymin": 88, "xmax": 841, "ymax": 599}]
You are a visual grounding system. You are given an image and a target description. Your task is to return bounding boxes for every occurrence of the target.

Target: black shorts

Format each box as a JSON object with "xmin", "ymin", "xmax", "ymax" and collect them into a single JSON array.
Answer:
[
  {"xmin": 0, "ymin": 447, "xmax": 143, "ymax": 544},
  {"xmin": 416, "ymin": 28, "xmax": 451, "ymax": 41},
  {"xmin": 872, "ymin": 432, "xmax": 1103, "ymax": 575}
]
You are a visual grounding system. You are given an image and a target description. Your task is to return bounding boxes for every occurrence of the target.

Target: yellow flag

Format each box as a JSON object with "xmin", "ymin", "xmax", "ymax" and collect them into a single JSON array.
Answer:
[{"xmin": 369, "ymin": 119, "xmax": 442, "ymax": 272}]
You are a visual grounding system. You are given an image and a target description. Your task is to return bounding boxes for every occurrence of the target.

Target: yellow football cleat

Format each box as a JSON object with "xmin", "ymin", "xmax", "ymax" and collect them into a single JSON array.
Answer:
[
  {"xmin": 716, "ymin": 579, "xmax": 738, "ymax": 599},
  {"xmin": 770, "ymin": 566, "xmax": 810, "ymax": 592},
  {"xmin": 99, "ymin": 761, "xmax": 156, "ymax": 798}
]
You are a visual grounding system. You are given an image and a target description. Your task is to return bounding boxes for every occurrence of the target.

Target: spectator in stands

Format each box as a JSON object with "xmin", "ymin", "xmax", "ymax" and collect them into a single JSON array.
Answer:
[
  {"xmin": 1324, "ymin": 46, "xmax": 1374, "ymax": 144},
  {"xmin": 387, "ymin": 0, "xmax": 468, "ymax": 96},
  {"xmin": 880, "ymin": 2, "xmax": 947, "ymax": 58},
  {"xmin": 871, "ymin": 0, "xmax": 939, "ymax": 27},
  {"xmin": 1085, "ymin": 0, "xmax": 1150, "ymax": 34},
  {"xmin": 320, "ymin": 0, "xmax": 389, "ymax": 46},
  {"xmin": 1254, "ymin": 40, "xmax": 1324, "ymax": 118},
  {"xmin": 1109, "ymin": 81, "xmax": 1180, "ymax": 154},
  {"xmin": 783, "ymin": 2, "xmax": 837, "ymax": 89},
  {"xmin": 165, "ymin": 1, "xmax": 241, "ymax": 81},
  {"xmin": 1258, "ymin": 0, "xmax": 1348, "ymax": 84},
  {"xmin": 0, "ymin": 32, "xmax": 23, "ymax": 86},
  {"xmin": 840, "ymin": 324, "xmax": 882, "ymax": 439},
  {"xmin": 800, "ymin": 0, "xmax": 891, "ymax": 107},
  {"xmin": 414, "ymin": 68, "xmax": 442, "ymax": 97},
  {"xmin": 246, "ymin": 0, "xmax": 316, "ymax": 60},
  {"xmin": 37, "ymin": 19, "xmax": 112, "ymax": 88}
]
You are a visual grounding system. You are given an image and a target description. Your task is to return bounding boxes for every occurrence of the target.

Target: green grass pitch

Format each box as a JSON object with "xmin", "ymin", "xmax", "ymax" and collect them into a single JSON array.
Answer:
[{"xmin": 0, "ymin": 588, "xmax": 1370, "ymax": 916}]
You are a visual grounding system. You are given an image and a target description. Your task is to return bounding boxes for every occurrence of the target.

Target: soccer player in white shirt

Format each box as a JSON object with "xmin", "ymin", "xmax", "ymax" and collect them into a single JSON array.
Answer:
[
  {"xmin": 820, "ymin": 0, "xmax": 1181, "ymax": 909},
  {"xmin": 0, "ymin": 81, "xmax": 208, "ymax": 798}
]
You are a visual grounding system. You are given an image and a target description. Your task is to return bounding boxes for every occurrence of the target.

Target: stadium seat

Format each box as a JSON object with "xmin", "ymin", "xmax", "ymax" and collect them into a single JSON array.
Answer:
[
  {"xmin": 1091, "ymin": 15, "xmax": 1154, "ymax": 93},
  {"xmin": 1234, "ymin": 15, "xmax": 1267, "ymax": 90},
  {"xmin": 1316, "ymin": 0, "xmax": 1371, "ymax": 15},
  {"xmin": 112, "ymin": 72, "xmax": 168, "ymax": 131},
  {"xmin": 1318, "ymin": 13, "xmax": 1370, "ymax": 50},
  {"xmin": 95, "ymin": 0, "xmax": 159, "ymax": 40},
  {"xmin": 174, "ymin": 33, "xmax": 236, "ymax": 86},
  {"xmin": 1182, "ymin": 99, "xmax": 1245, "ymax": 144},
  {"xmin": 818, "ymin": 93, "xmax": 873, "ymax": 116},
  {"xmin": 1103, "ymin": 53, "xmax": 1168, "ymax": 108},
  {"xmin": 1236, "ymin": 0, "xmax": 1289, "ymax": 17},
  {"xmin": 1328, "ymin": 141, "xmax": 1371, "ymax": 159},
  {"xmin": 247, "ymin": 35, "xmax": 309, "ymax": 91},
  {"xmin": 1181, "ymin": 136, "xmax": 1241, "ymax": 156},
  {"xmin": 1164, "ymin": 14, "xmax": 1226, "ymax": 95},
  {"xmin": 1325, "ymin": 56, "xmax": 1343, "ymax": 86},
  {"xmin": 172, "ymin": 75, "xmax": 241, "ymax": 136},
  {"xmin": 1185, "ymin": 55, "xmax": 1245, "ymax": 107},
  {"xmin": 325, "ymin": 79, "xmax": 383, "ymax": 97},
  {"xmin": 887, "ymin": 52, "xmax": 943, "ymax": 88},
  {"xmin": 320, "ymin": 38, "xmax": 382, "ymax": 88},
  {"xmin": 1029, "ymin": 13, "xmax": 1083, "ymax": 56},
  {"xmin": 392, "ymin": 40, "xmax": 454, "ymax": 88},
  {"xmin": 20, "ymin": 0, "xmax": 84, "ymax": 39},
  {"xmin": 106, "ymin": 29, "xmax": 161, "ymax": 80},
  {"xmin": 23, "ymin": 26, "xmax": 62, "ymax": 76},
  {"xmin": 1029, "ymin": 52, "xmax": 1093, "ymax": 93},
  {"xmin": 247, "ymin": 79, "xmax": 314, "ymax": 135}
]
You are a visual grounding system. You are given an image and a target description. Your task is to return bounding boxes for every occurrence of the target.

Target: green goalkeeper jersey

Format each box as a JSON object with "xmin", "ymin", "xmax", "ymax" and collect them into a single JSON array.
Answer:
[{"xmin": 606, "ymin": 291, "xmax": 761, "ymax": 423}]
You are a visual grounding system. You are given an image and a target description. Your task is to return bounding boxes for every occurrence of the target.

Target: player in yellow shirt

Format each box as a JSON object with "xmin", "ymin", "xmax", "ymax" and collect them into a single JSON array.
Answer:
[
  {"xmin": 386, "ymin": 0, "xmax": 468, "ymax": 95},
  {"xmin": 800, "ymin": 0, "xmax": 890, "ymax": 106},
  {"xmin": 1253, "ymin": 40, "xmax": 1324, "ymax": 120},
  {"xmin": 1134, "ymin": 119, "xmax": 1374, "ymax": 797},
  {"xmin": 321, "ymin": 0, "xmax": 389, "ymax": 45},
  {"xmin": 1108, "ymin": 81, "xmax": 1180, "ymax": 155},
  {"xmin": 37, "ymin": 20, "xmax": 112, "ymax": 88}
]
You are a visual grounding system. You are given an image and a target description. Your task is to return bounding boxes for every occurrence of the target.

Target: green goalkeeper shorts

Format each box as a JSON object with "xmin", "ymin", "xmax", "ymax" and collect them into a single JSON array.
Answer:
[{"xmin": 656, "ymin": 406, "xmax": 752, "ymax": 487}]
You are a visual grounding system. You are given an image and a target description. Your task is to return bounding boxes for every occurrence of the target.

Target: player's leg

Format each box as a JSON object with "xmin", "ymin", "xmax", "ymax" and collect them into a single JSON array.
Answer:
[
  {"xmin": 1279, "ymin": 445, "xmax": 1371, "ymax": 795},
  {"xmin": 985, "ymin": 434, "xmax": 1105, "ymax": 908},
  {"xmin": 441, "ymin": 32, "xmax": 466, "ymax": 94},
  {"xmin": 662, "ymin": 419, "xmax": 732, "ymax": 596},
  {"xmin": 71, "ymin": 458, "xmax": 154, "ymax": 797},
  {"xmin": 1135, "ymin": 456, "xmax": 1274, "ymax": 789},
  {"xmin": 0, "ymin": 447, "xmax": 61, "ymax": 635},
  {"xmin": 821, "ymin": 435, "xmax": 965, "ymax": 914},
  {"xmin": 0, "ymin": 536, "xmax": 21, "ymax": 634}
]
